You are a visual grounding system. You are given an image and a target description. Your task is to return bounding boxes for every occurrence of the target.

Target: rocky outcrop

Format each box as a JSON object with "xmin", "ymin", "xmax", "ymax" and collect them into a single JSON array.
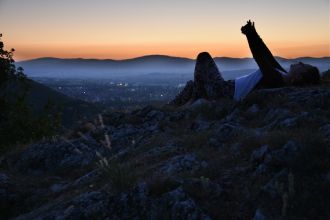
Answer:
[{"xmin": 1, "ymin": 85, "xmax": 330, "ymax": 219}]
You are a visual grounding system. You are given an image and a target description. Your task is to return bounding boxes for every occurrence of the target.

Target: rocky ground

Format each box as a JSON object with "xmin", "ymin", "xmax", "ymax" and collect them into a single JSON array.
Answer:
[{"xmin": 1, "ymin": 84, "xmax": 330, "ymax": 219}]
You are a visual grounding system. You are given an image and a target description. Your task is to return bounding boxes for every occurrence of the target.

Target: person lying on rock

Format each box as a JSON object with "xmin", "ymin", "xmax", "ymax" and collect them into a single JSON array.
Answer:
[{"xmin": 170, "ymin": 20, "xmax": 321, "ymax": 106}]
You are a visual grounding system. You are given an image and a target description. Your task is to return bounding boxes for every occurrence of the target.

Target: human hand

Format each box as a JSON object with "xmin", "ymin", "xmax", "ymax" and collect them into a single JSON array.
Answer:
[{"xmin": 241, "ymin": 20, "xmax": 255, "ymax": 35}]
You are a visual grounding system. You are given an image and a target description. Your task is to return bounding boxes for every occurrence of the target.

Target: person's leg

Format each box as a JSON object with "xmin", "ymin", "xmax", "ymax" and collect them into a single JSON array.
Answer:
[
  {"xmin": 169, "ymin": 52, "xmax": 227, "ymax": 106},
  {"xmin": 192, "ymin": 52, "xmax": 226, "ymax": 99},
  {"xmin": 194, "ymin": 52, "xmax": 225, "ymax": 83}
]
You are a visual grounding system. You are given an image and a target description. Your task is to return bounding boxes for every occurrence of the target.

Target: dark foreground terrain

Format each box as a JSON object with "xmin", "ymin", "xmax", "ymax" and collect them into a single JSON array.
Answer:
[{"xmin": 1, "ymin": 84, "xmax": 330, "ymax": 219}]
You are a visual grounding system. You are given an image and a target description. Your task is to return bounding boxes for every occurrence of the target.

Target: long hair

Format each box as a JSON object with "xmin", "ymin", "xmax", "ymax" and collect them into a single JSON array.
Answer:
[{"xmin": 292, "ymin": 64, "xmax": 321, "ymax": 86}]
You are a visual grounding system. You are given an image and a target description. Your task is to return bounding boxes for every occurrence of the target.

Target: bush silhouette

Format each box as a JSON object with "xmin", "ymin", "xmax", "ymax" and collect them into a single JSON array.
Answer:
[{"xmin": 0, "ymin": 34, "xmax": 61, "ymax": 153}]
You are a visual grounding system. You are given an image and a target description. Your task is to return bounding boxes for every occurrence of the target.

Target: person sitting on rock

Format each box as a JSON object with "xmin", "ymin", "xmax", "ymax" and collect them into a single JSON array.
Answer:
[{"xmin": 170, "ymin": 20, "xmax": 321, "ymax": 106}]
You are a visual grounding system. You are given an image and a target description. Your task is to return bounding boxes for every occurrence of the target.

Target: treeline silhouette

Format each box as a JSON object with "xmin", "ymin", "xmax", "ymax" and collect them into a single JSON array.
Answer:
[{"xmin": 0, "ymin": 34, "xmax": 61, "ymax": 153}]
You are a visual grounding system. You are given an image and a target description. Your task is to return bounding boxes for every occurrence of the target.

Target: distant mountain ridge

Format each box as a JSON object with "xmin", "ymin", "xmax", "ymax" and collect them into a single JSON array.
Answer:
[{"xmin": 17, "ymin": 55, "xmax": 330, "ymax": 79}]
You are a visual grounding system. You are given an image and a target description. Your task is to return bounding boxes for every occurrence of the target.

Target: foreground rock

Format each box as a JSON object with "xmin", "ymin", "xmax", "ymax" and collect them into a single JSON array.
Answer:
[{"xmin": 1, "ymin": 85, "xmax": 330, "ymax": 219}]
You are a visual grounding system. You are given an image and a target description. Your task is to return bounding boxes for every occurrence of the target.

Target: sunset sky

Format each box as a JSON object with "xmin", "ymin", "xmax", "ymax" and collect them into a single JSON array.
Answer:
[{"xmin": 0, "ymin": 0, "xmax": 329, "ymax": 61}]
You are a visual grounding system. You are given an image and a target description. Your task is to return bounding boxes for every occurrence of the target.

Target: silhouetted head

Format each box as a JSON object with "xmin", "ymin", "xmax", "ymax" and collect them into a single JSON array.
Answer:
[{"xmin": 287, "ymin": 62, "xmax": 320, "ymax": 86}]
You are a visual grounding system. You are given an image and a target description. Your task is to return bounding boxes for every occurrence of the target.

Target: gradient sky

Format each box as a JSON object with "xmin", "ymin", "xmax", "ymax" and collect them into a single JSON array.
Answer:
[{"xmin": 0, "ymin": 0, "xmax": 329, "ymax": 60}]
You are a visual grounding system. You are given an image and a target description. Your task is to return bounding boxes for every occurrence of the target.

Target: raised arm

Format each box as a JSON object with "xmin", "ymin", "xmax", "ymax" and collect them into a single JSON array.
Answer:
[{"xmin": 241, "ymin": 20, "xmax": 287, "ymax": 73}]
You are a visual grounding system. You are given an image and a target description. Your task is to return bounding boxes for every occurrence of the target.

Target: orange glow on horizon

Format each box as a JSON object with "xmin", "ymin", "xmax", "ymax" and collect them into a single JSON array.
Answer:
[
  {"xmin": 10, "ymin": 41, "xmax": 330, "ymax": 61},
  {"xmin": 1, "ymin": 0, "xmax": 328, "ymax": 61}
]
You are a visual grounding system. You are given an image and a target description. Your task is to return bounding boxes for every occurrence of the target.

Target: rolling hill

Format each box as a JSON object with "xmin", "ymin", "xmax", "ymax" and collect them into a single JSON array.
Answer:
[
  {"xmin": 1, "ymin": 78, "xmax": 102, "ymax": 127},
  {"xmin": 17, "ymin": 55, "xmax": 330, "ymax": 79}
]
